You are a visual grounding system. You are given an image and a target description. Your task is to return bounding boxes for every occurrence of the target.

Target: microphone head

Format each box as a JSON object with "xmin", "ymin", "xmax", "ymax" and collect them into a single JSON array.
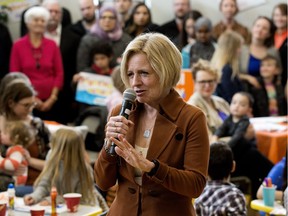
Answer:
[{"xmin": 123, "ymin": 88, "xmax": 136, "ymax": 102}]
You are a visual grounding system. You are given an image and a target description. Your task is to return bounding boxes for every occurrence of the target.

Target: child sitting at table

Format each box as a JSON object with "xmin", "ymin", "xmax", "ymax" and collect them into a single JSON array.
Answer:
[
  {"xmin": 0, "ymin": 121, "xmax": 34, "ymax": 186},
  {"xmin": 249, "ymin": 55, "xmax": 287, "ymax": 117},
  {"xmin": 194, "ymin": 142, "xmax": 247, "ymax": 215},
  {"xmin": 212, "ymin": 92, "xmax": 273, "ymax": 198},
  {"xmin": 23, "ymin": 128, "xmax": 108, "ymax": 211}
]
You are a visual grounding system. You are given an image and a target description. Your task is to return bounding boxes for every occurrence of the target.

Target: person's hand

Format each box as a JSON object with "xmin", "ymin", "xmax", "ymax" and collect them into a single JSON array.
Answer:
[
  {"xmin": 248, "ymin": 76, "xmax": 261, "ymax": 89},
  {"xmin": 38, "ymin": 99, "xmax": 55, "ymax": 112},
  {"xmin": 23, "ymin": 149, "xmax": 31, "ymax": 163},
  {"xmin": 39, "ymin": 200, "xmax": 49, "ymax": 206},
  {"xmin": 34, "ymin": 97, "xmax": 44, "ymax": 109},
  {"xmin": 106, "ymin": 116, "xmax": 134, "ymax": 140},
  {"xmin": 72, "ymin": 73, "xmax": 84, "ymax": 83},
  {"xmin": 13, "ymin": 164, "xmax": 27, "ymax": 176},
  {"xmin": 24, "ymin": 195, "xmax": 35, "ymax": 205},
  {"xmin": 110, "ymin": 135, "xmax": 154, "ymax": 173}
]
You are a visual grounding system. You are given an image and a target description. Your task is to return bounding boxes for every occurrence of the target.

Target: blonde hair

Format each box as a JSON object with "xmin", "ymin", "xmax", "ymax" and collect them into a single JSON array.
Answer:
[
  {"xmin": 192, "ymin": 59, "xmax": 218, "ymax": 81},
  {"xmin": 121, "ymin": 33, "xmax": 182, "ymax": 91},
  {"xmin": 34, "ymin": 128, "xmax": 96, "ymax": 205},
  {"xmin": 210, "ymin": 30, "xmax": 243, "ymax": 79},
  {"xmin": 4, "ymin": 121, "xmax": 34, "ymax": 148}
]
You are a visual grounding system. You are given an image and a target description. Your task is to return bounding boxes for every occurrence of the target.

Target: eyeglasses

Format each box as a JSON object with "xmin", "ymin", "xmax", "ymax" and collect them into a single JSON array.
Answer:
[
  {"xmin": 18, "ymin": 102, "xmax": 37, "ymax": 109},
  {"xmin": 196, "ymin": 79, "xmax": 216, "ymax": 85},
  {"xmin": 100, "ymin": 16, "xmax": 116, "ymax": 20}
]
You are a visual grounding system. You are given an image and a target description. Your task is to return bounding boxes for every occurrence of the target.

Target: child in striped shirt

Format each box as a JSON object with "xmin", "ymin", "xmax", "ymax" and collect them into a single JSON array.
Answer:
[{"xmin": 0, "ymin": 120, "xmax": 34, "ymax": 185}]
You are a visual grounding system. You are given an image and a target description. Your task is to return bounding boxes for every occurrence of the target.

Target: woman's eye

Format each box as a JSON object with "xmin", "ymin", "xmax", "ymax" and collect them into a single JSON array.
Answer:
[
  {"xmin": 140, "ymin": 71, "xmax": 148, "ymax": 76},
  {"xmin": 127, "ymin": 72, "xmax": 134, "ymax": 78}
]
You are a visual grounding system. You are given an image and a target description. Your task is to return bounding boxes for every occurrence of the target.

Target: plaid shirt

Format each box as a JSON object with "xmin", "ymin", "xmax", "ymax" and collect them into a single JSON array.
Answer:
[{"xmin": 194, "ymin": 180, "xmax": 247, "ymax": 216}]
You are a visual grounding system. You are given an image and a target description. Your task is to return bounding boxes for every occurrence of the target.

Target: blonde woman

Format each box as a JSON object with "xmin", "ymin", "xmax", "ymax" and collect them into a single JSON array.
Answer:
[
  {"xmin": 24, "ymin": 128, "xmax": 108, "ymax": 211},
  {"xmin": 211, "ymin": 30, "xmax": 243, "ymax": 103}
]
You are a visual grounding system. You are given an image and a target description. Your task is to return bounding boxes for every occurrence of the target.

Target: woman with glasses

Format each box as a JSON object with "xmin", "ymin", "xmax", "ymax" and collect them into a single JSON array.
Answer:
[
  {"xmin": 77, "ymin": 6, "xmax": 132, "ymax": 72},
  {"xmin": 0, "ymin": 80, "xmax": 50, "ymax": 195},
  {"xmin": 9, "ymin": 6, "xmax": 63, "ymax": 122},
  {"xmin": 187, "ymin": 59, "xmax": 230, "ymax": 140}
]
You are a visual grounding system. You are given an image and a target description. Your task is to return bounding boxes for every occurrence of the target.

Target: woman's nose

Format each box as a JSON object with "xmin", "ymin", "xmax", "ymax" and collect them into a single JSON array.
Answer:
[{"xmin": 131, "ymin": 74, "xmax": 141, "ymax": 86}]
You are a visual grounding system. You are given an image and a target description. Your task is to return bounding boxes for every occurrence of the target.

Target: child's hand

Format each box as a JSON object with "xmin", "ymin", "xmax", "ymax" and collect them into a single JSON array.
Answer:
[
  {"xmin": 72, "ymin": 73, "xmax": 83, "ymax": 83},
  {"xmin": 248, "ymin": 76, "xmax": 261, "ymax": 89},
  {"xmin": 14, "ymin": 164, "xmax": 26, "ymax": 176},
  {"xmin": 24, "ymin": 195, "xmax": 35, "ymax": 205},
  {"xmin": 39, "ymin": 200, "xmax": 49, "ymax": 206}
]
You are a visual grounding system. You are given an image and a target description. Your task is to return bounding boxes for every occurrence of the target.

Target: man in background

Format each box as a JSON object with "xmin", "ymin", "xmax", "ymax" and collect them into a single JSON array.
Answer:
[
  {"xmin": 70, "ymin": 0, "xmax": 98, "ymax": 38},
  {"xmin": 157, "ymin": 0, "xmax": 191, "ymax": 48},
  {"xmin": 43, "ymin": 0, "xmax": 81, "ymax": 124},
  {"xmin": 114, "ymin": 0, "xmax": 133, "ymax": 28}
]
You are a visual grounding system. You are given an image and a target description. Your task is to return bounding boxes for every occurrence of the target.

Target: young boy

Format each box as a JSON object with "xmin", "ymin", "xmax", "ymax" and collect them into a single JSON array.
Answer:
[
  {"xmin": 194, "ymin": 142, "xmax": 247, "ymax": 215},
  {"xmin": 250, "ymin": 55, "xmax": 287, "ymax": 117},
  {"xmin": 212, "ymin": 92, "xmax": 273, "ymax": 198},
  {"xmin": 73, "ymin": 41, "xmax": 114, "ymax": 83}
]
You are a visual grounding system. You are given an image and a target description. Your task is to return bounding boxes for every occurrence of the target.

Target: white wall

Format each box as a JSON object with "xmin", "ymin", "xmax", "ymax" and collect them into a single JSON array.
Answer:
[
  {"xmin": 5, "ymin": 0, "xmax": 287, "ymax": 41},
  {"xmin": 150, "ymin": 0, "xmax": 286, "ymax": 26}
]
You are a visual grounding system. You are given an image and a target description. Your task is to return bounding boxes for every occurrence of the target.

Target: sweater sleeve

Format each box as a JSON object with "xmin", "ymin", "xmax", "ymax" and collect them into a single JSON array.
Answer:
[
  {"xmin": 227, "ymin": 118, "xmax": 250, "ymax": 149},
  {"xmin": 9, "ymin": 43, "xmax": 21, "ymax": 72},
  {"xmin": 52, "ymin": 44, "xmax": 64, "ymax": 89}
]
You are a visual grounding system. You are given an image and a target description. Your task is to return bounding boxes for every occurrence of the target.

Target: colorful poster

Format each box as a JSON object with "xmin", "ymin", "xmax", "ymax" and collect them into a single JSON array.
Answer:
[
  {"xmin": 175, "ymin": 69, "xmax": 194, "ymax": 101},
  {"xmin": 75, "ymin": 72, "xmax": 114, "ymax": 106},
  {"xmin": 0, "ymin": 0, "xmax": 38, "ymax": 22}
]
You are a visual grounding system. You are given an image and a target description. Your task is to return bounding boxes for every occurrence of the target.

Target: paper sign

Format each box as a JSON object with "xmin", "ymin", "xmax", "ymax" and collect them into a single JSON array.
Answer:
[
  {"xmin": 75, "ymin": 72, "xmax": 114, "ymax": 106},
  {"xmin": 175, "ymin": 69, "xmax": 194, "ymax": 101}
]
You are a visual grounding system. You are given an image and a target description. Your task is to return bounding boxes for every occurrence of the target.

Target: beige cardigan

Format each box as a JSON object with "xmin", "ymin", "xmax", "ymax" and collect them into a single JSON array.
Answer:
[{"xmin": 187, "ymin": 92, "xmax": 230, "ymax": 140}]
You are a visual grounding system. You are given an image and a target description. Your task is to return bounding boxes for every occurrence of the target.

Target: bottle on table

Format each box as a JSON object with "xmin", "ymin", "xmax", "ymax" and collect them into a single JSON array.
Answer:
[
  {"xmin": 7, "ymin": 183, "xmax": 15, "ymax": 216},
  {"xmin": 51, "ymin": 186, "xmax": 58, "ymax": 216}
]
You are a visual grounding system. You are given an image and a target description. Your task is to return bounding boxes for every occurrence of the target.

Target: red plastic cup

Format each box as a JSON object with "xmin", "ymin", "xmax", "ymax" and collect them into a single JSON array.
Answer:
[
  {"xmin": 0, "ymin": 201, "xmax": 7, "ymax": 216},
  {"xmin": 30, "ymin": 206, "xmax": 45, "ymax": 216},
  {"xmin": 63, "ymin": 193, "xmax": 82, "ymax": 212}
]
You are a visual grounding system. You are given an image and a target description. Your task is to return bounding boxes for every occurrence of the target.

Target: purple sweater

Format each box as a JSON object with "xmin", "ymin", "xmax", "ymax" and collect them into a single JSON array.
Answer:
[{"xmin": 10, "ymin": 35, "xmax": 63, "ymax": 100}]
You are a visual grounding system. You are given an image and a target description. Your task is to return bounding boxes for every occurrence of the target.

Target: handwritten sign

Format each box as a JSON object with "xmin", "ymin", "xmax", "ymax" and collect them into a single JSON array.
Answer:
[
  {"xmin": 175, "ymin": 69, "xmax": 194, "ymax": 101},
  {"xmin": 75, "ymin": 72, "xmax": 114, "ymax": 106},
  {"xmin": 0, "ymin": 0, "xmax": 38, "ymax": 22}
]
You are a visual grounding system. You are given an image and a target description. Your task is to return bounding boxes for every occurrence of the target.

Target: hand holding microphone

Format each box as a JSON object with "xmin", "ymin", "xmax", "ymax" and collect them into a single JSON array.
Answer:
[{"xmin": 106, "ymin": 88, "xmax": 136, "ymax": 156}]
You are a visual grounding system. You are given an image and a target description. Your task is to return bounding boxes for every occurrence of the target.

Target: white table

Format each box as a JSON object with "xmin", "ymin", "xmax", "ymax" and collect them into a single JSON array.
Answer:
[{"xmin": 11, "ymin": 197, "xmax": 103, "ymax": 216}]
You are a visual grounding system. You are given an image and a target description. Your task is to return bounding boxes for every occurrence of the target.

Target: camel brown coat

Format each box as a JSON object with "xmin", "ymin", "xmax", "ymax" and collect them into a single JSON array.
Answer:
[{"xmin": 95, "ymin": 89, "xmax": 209, "ymax": 216}]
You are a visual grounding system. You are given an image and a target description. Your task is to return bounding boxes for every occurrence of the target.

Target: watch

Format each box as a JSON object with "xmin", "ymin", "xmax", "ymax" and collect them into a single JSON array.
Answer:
[{"xmin": 147, "ymin": 159, "xmax": 159, "ymax": 176}]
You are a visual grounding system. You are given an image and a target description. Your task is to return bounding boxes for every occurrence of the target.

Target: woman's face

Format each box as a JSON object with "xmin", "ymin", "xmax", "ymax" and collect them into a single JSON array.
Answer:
[
  {"xmin": 99, "ymin": 11, "xmax": 117, "ymax": 32},
  {"xmin": 127, "ymin": 53, "xmax": 165, "ymax": 107},
  {"xmin": 27, "ymin": 16, "xmax": 47, "ymax": 34},
  {"xmin": 133, "ymin": 5, "xmax": 150, "ymax": 27},
  {"xmin": 185, "ymin": 18, "xmax": 195, "ymax": 38},
  {"xmin": 194, "ymin": 70, "xmax": 217, "ymax": 99},
  {"xmin": 273, "ymin": 7, "xmax": 287, "ymax": 29},
  {"xmin": 252, "ymin": 18, "xmax": 271, "ymax": 42},
  {"xmin": 9, "ymin": 96, "xmax": 36, "ymax": 120},
  {"xmin": 220, "ymin": 0, "xmax": 237, "ymax": 20}
]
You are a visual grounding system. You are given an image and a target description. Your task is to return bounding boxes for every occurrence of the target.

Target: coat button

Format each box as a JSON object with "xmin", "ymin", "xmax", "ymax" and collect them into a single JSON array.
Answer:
[{"xmin": 128, "ymin": 187, "xmax": 136, "ymax": 194}]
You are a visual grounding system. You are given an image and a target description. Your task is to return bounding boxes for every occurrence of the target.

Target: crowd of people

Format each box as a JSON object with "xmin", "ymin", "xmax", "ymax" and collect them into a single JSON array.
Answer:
[{"xmin": 0, "ymin": 0, "xmax": 287, "ymax": 215}]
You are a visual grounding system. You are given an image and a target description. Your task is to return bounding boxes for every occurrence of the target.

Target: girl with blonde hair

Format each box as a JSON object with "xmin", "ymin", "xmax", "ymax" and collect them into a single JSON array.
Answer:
[
  {"xmin": 211, "ymin": 30, "xmax": 243, "ymax": 103},
  {"xmin": 24, "ymin": 128, "xmax": 108, "ymax": 211}
]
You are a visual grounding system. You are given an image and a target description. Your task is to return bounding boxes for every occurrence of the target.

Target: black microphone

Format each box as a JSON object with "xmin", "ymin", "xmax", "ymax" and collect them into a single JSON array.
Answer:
[{"xmin": 108, "ymin": 88, "xmax": 136, "ymax": 155}]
